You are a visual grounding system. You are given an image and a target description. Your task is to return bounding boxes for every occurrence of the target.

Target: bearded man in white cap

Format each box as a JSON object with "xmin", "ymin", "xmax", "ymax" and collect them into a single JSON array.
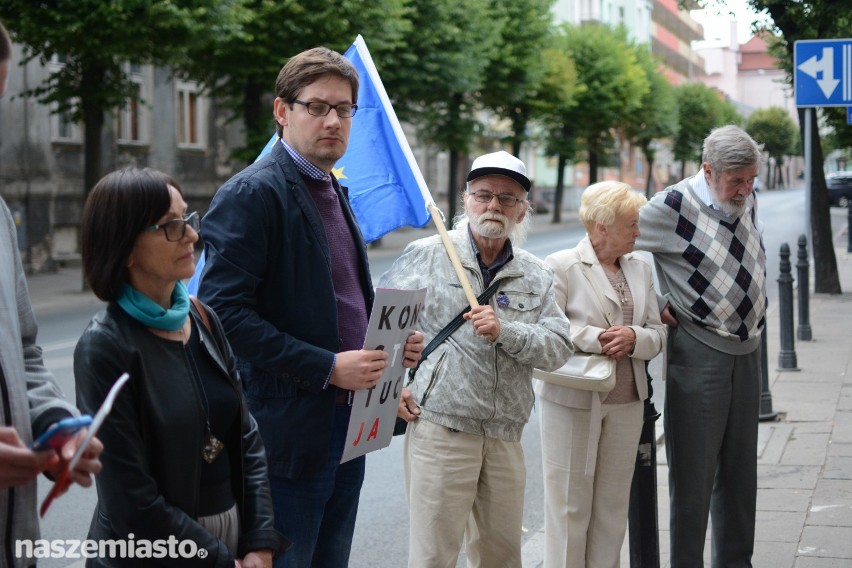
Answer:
[{"xmin": 379, "ymin": 150, "xmax": 573, "ymax": 568}]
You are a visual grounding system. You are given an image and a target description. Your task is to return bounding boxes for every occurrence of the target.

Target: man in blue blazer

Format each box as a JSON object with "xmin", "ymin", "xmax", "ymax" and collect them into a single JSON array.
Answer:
[{"xmin": 198, "ymin": 47, "xmax": 423, "ymax": 567}]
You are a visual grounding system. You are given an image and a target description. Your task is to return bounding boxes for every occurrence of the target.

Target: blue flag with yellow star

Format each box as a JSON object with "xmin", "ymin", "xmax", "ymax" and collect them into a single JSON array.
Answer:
[{"xmin": 188, "ymin": 36, "xmax": 432, "ymax": 295}]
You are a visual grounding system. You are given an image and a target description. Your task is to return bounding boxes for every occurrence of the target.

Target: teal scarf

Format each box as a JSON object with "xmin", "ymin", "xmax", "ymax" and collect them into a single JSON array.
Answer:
[{"xmin": 117, "ymin": 281, "xmax": 190, "ymax": 331}]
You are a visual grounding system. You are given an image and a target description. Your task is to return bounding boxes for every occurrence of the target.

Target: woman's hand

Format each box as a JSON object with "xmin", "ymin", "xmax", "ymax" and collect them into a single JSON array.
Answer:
[{"xmin": 599, "ymin": 326, "xmax": 636, "ymax": 362}]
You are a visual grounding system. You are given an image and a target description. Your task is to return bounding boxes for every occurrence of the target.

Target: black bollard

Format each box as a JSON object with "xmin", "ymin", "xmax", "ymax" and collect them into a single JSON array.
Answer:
[
  {"xmin": 777, "ymin": 243, "xmax": 800, "ymax": 371},
  {"xmin": 796, "ymin": 235, "xmax": 812, "ymax": 341},
  {"xmin": 628, "ymin": 364, "xmax": 661, "ymax": 567},
  {"xmin": 848, "ymin": 201, "xmax": 852, "ymax": 253},
  {"xmin": 759, "ymin": 326, "xmax": 778, "ymax": 421}
]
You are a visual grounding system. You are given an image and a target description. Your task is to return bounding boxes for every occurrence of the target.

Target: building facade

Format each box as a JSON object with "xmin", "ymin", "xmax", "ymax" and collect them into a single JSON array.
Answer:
[{"xmin": 0, "ymin": 45, "xmax": 243, "ymax": 271}]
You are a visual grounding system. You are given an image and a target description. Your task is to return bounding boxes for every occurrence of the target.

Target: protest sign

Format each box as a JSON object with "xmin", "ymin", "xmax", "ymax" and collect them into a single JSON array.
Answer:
[{"xmin": 341, "ymin": 287, "xmax": 426, "ymax": 463}]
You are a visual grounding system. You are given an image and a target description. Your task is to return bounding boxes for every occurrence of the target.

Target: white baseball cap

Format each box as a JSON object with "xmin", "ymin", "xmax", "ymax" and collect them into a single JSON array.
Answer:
[{"xmin": 467, "ymin": 150, "xmax": 531, "ymax": 192}]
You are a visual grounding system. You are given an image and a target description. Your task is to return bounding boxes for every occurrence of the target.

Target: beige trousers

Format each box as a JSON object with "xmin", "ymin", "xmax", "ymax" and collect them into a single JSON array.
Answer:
[
  {"xmin": 404, "ymin": 418, "xmax": 526, "ymax": 568},
  {"xmin": 540, "ymin": 398, "xmax": 643, "ymax": 568}
]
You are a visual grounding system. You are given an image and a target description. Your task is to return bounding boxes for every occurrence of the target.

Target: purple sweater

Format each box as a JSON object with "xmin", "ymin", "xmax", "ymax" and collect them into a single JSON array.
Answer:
[{"xmin": 302, "ymin": 175, "xmax": 369, "ymax": 353}]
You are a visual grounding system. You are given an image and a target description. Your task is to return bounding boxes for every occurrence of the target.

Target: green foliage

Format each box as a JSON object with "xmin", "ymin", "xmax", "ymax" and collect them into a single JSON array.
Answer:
[
  {"xmin": 672, "ymin": 82, "xmax": 741, "ymax": 164},
  {"xmin": 0, "ymin": 0, "xmax": 245, "ymax": 121},
  {"xmin": 0, "ymin": 0, "xmax": 248, "ymax": 193},
  {"xmin": 545, "ymin": 24, "xmax": 649, "ymax": 171},
  {"xmin": 746, "ymin": 106, "xmax": 798, "ymax": 163},
  {"xmin": 535, "ymin": 41, "xmax": 582, "ymax": 161},
  {"xmin": 479, "ymin": 0, "xmax": 557, "ymax": 154},
  {"xmin": 382, "ymin": 0, "xmax": 501, "ymax": 153},
  {"xmin": 180, "ymin": 0, "xmax": 412, "ymax": 162},
  {"xmin": 823, "ymin": 107, "xmax": 852, "ymax": 157},
  {"xmin": 623, "ymin": 46, "xmax": 679, "ymax": 158}
]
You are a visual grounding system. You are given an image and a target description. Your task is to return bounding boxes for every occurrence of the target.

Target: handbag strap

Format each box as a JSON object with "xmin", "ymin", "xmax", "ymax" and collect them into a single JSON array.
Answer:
[
  {"xmin": 406, "ymin": 278, "xmax": 503, "ymax": 386},
  {"xmin": 577, "ymin": 260, "xmax": 614, "ymax": 327},
  {"xmin": 190, "ymin": 295, "xmax": 212, "ymax": 333}
]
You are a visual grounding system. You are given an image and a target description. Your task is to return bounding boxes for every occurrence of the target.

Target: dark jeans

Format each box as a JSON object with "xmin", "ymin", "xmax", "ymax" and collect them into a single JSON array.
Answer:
[{"xmin": 271, "ymin": 405, "xmax": 365, "ymax": 568}]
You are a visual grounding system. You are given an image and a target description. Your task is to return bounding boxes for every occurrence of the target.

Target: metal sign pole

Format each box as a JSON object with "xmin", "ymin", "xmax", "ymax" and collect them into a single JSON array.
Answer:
[{"xmin": 804, "ymin": 108, "xmax": 812, "ymax": 259}]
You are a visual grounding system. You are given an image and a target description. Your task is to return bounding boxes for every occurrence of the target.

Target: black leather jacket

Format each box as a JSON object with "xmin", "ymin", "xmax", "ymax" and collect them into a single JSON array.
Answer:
[{"xmin": 74, "ymin": 301, "xmax": 289, "ymax": 567}]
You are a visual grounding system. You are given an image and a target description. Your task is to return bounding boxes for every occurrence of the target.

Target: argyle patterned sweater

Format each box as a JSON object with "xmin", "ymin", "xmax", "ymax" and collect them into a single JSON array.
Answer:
[{"xmin": 637, "ymin": 179, "xmax": 766, "ymax": 355}]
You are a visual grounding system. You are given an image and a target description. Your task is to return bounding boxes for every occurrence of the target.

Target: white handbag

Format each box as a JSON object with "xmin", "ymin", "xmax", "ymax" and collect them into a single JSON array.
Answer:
[
  {"xmin": 533, "ymin": 352, "xmax": 616, "ymax": 392},
  {"xmin": 534, "ymin": 260, "xmax": 617, "ymax": 392}
]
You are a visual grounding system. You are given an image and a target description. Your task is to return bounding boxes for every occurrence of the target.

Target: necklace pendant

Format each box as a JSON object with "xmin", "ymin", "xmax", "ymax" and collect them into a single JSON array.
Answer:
[{"xmin": 202, "ymin": 432, "xmax": 224, "ymax": 464}]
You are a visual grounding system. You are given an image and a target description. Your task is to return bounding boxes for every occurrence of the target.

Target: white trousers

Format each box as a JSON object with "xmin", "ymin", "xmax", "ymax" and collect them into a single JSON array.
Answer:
[
  {"xmin": 540, "ymin": 398, "xmax": 643, "ymax": 568},
  {"xmin": 404, "ymin": 418, "xmax": 526, "ymax": 568}
]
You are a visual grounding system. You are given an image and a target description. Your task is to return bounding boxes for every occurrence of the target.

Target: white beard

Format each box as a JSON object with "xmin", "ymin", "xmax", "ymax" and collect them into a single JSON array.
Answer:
[
  {"xmin": 714, "ymin": 197, "xmax": 747, "ymax": 217},
  {"xmin": 470, "ymin": 212, "xmax": 512, "ymax": 239}
]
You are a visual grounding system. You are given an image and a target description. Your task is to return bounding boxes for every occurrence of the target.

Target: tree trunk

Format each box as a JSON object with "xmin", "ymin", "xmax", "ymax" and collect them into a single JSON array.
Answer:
[
  {"xmin": 447, "ymin": 149, "xmax": 459, "ymax": 224},
  {"xmin": 798, "ymin": 108, "xmax": 841, "ymax": 294},
  {"xmin": 511, "ymin": 110, "xmax": 525, "ymax": 157},
  {"xmin": 588, "ymin": 148, "xmax": 599, "ymax": 185},
  {"xmin": 644, "ymin": 148, "xmax": 655, "ymax": 198},
  {"xmin": 81, "ymin": 65, "xmax": 106, "ymax": 291},
  {"xmin": 552, "ymin": 154, "xmax": 566, "ymax": 224},
  {"xmin": 81, "ymin": 72, "xmax": 105, "ymax": 200}
]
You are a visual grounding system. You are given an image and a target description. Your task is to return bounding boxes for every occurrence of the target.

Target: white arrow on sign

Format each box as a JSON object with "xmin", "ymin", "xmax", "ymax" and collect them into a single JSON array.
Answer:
[{"xmin": 798, "ymin": 47, "xmax": 840, "ymax": 98}]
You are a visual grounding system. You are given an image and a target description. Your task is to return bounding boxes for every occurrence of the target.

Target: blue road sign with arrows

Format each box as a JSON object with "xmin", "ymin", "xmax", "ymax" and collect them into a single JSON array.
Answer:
[{"xmin": 795, "ymin": 39, "xmax": 852, "ymax": 107}]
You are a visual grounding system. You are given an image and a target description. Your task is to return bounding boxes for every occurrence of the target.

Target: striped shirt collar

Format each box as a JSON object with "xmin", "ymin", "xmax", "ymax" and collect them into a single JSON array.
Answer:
[{"xmin": 280, "ymin": 138, "xmax": 331, "ymax": 181}]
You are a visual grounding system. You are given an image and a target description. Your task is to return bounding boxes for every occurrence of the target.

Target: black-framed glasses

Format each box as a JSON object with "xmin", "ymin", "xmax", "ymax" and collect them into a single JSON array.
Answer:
[
  {"xmin": 469, "ymin": 190, "xmax": 526, "ymax": 208},
  {"xmin": 144, "ymin": 211, "xmax": 199, "ymax": 242},
  {"xmin": 292, "ymin": 99, "xmax": 358, "ymax": 118}
]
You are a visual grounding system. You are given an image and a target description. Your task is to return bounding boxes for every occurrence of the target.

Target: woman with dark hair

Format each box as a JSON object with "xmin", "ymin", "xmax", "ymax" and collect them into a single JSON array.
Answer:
[{"xmin": 74, "ymin": 167, "xmax": 288, "ymax": 567}]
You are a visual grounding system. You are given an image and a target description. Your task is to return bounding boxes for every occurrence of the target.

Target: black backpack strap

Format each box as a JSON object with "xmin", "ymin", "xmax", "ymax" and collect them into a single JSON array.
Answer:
[{"xmin": 406, "ymin": 278, "xmax": 503, "ymax": 386}]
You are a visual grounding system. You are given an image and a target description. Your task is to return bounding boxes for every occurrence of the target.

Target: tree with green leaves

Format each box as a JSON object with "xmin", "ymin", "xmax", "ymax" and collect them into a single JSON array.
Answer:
[
  {"xmin": 533, "ymin": 42, "xmax": 581, "ymax": 222},
  {"xmin": 672, "ymin": 82, "xmax": 741, "ymax": 178},
  {"xmin": 381, "ymin": 0, "xmax": 501, "ymax": 222},
  {"xmin": 541, "ymin": 23, "xmax": 648, "ymax": 222},
  {"xmin": 479, "ymin": 0, "xmax": 556, "ymax": 157},
  {"xmin": 745, "ymin": 105, "xmax": 798, "ymax": 188},
  {"xmin": 182, "ymin": 0, "xmax": 411, "ymax": 164},
  {"xmin": 0, "ymin": 0, "xmax": 246, "ymax": 196},
  {"xmin": 622, "ymin": 46, "xmax": 679, "ymax": 196},
  {"xmin": 560, "ymin": 25, "xmax": 649, "ymax": 183}
]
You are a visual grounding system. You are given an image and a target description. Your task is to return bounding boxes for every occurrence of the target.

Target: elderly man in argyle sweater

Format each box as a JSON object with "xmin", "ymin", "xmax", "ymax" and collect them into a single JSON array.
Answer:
[{"xmin": 636, "ymin": 125, "xmax": 765, "ymax": 568}]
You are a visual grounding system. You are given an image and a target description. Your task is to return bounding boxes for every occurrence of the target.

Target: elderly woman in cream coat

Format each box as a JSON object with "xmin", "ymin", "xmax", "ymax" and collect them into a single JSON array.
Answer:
[{"xmin": 535, "ymin": 181, "xmax": 666, "ymax": 568}]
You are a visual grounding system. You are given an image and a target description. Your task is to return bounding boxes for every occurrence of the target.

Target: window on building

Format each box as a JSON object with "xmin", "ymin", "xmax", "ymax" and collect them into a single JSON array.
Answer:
[
  {"xmin": 116, "ymin": 63, "xmax": 151, "ymax": 145},
  {"xmin": 176, "ymin": 80, "xmax": 208, "ymax": 149},
  {"xmin": 48, "ymin": 55, "xmax": 82, "ymax": 143}
]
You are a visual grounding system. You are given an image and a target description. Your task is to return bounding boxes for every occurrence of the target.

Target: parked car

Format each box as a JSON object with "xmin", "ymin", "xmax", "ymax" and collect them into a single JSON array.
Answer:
[{"xmin": 827, "ymin": 171, "xmax": 852, "ymax": 208}]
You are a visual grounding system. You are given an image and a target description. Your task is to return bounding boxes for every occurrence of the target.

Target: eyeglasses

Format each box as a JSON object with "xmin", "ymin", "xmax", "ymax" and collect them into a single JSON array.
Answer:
[
  {"xmin": 292, "ymin": 99, "xmax": 358, "ymax": 118},
  {"xmin": 469, "ymin": 190, "xmax": 526, "ymax": 208},
  {"xmin": 144, "ymin": 211, "xmax": 199, "ymax": 242}
]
